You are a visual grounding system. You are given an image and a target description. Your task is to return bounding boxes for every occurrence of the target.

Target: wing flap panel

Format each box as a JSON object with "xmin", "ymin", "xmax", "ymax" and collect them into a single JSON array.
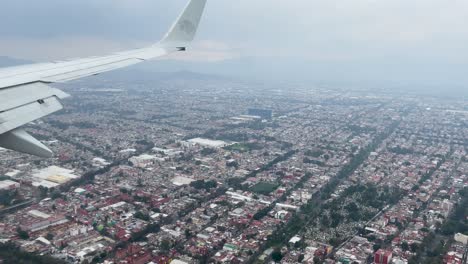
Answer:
[
  {"xmin": 0, "ymin": 96, "xmax": 63, "ymax": 134},
  {"xmin": 0, "ymin": 82, "xmax": 69, "ymax": 112}
]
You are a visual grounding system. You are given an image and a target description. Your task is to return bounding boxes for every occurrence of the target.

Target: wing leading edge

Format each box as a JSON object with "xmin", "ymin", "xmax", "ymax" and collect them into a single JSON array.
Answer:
[{"xmin": 0, "ymin": 0, "xmax": 207, "ymax": 158}]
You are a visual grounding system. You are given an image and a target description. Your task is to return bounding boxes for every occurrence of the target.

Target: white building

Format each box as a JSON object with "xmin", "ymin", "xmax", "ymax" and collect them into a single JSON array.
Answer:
[
  {"xmin": 289, "ymin": 235, "xmax": 302, "ymax": 245},
  {"xmin": 171, "ymin": 176, "xmax": 195, "ymax": 186},
  {"xmin": 171, "ymin": 260, "xmax": 189, "ymax": 264},
  {"xmin": 31, "ymin": 166, "xmax": 79, "ymax": 188},
  {"xmin": 454, "ymin": 233, "xmax": 468, "ymax": 245},
  {"xmin": 0, "ymin": 180, "xmax": 20, "ymax": 191},
  {"xmin": 185, "ymin": 138, "xmax": 231, "ymax": 148},
  {"xmin": 129, "ymin": 154, "xmax": 160, "ymax": 168}
]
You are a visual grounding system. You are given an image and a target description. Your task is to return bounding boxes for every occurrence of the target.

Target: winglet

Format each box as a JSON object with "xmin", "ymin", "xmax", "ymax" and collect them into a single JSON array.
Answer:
[
  {"xmin": 0, "ymin": 128, "xmax": 53, "ymax": 158},
  {"xmin": 160, "ymin": 0, "xmax": 207, "ymax": 47}
]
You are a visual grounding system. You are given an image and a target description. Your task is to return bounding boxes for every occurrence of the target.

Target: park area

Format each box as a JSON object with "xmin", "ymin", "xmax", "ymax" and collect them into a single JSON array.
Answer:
[{"xmin": 251, "ymin": 182, "xmax": 279, "ymax": 195}]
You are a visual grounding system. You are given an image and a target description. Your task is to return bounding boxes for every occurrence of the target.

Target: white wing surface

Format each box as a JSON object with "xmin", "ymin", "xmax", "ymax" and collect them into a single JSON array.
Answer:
[{"xmin": 0, "ymin": 0, "xmax": 207, "ymax": 157}]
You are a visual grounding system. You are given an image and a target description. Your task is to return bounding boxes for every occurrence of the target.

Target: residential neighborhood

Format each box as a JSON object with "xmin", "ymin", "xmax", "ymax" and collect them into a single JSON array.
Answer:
[{"xmin": 0, "ymin": 74, "xmax": 466, "ymax": 264}]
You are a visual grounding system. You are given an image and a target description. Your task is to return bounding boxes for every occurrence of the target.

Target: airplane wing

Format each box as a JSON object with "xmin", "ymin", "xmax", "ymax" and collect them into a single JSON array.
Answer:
[{"xmin": 0, "ymin": 0, "xmax": 207, "ymax": 158}]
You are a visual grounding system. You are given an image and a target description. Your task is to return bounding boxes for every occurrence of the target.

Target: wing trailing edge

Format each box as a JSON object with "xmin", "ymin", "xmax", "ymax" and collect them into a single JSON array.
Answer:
[{"xmin": 0, "ymin": 82, "xmax": 69, "ymax": 135}]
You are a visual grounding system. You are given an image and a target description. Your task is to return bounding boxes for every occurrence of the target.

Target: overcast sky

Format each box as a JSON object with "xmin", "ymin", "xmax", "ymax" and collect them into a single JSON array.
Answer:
[{"xmin": 1, "ymin": 0, "xmax": 468, "ymax": 88}]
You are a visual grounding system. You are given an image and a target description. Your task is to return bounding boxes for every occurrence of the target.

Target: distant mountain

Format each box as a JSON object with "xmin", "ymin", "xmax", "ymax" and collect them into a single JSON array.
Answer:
[
  {"xmin": 0, "ymin": 56, "xmax": 231, "ymax": 87},
  {"xmin": 94, "ymin": 68, "xmax": 231, "ymax": 83},
  {"xmin": 162, "ymin": 70, "xmax": 231, "ymax": 81},
  {"xmin": 0, "ymin": 56, "xmax": 32, "ymax": 67},
  {"xmin": 132, "ymin": 57, "xmax": 468, "ymax": 97}
]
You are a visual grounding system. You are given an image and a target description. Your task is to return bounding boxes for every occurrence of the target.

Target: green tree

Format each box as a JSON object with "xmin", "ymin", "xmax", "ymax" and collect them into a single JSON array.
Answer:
[
  {"xmin": 51, "ymin": 190, "xmax": 62, "ymax": 200},
  {"xmin": 185, "ymin": 229, "xmax": 192, "ymax": 239},
  {"xmin": 0, "ymin": 242, "xmax": 66, "ymax": 264},
  {"xmin": 134, "ymin": 211, "xmax": 150, "ymax": 221},
  {"xmin": 373, "ymin": 244, "xmax": 381, "ymax": 252},
  {"xmin": 17, "ymin": 228, "xmax": 29, "ymax": 240},
  {"xmin": 298, "ymin": 254, "xmax": 304, "ymax": 262},
  {"xmin": 46, "ymin": 233, "xmax": 54, "ymax": 241},
  {"xmin": 271, "ymin": 249, "xmax": 283, "ymax": 262},
  {"xmin": 0, "ymin": 190, "xmax": 18, "ymax": 206},
  {"xmin": 38, "ymin": 186, "xmax": 48, "ymax": 198},
  {"xmin": 160, "ymin": 239, "xmax": 172, "ymax": 252},
  {"xmin": 401, "ymin": 241, "xmax": 409, "ymax": 251},
  {"xmin": 410, "ymin": 243, "xmax": 419, "ymax": 253}
]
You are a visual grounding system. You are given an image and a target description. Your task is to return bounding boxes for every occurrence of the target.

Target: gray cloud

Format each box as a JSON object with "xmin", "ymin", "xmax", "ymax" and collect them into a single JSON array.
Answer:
[{"xmin": 1, "ymin": 0, "xmax": 467, "ymax": 88}]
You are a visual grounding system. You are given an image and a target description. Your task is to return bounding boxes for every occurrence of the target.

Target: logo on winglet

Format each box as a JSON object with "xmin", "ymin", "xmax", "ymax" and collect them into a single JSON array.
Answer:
[{"xmin": 179, "ymin": 20, "xmax": 196, "ymax": 36}]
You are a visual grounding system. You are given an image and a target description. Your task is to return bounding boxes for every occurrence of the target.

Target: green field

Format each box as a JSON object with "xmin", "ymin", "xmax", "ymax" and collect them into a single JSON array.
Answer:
[
  {"xmin": 225, "ymin": 143, "xmax": 248, "ymax": 152},
  {"xmin": 251, "ymin": 182, "xmax": 279, "ymax": 195}
]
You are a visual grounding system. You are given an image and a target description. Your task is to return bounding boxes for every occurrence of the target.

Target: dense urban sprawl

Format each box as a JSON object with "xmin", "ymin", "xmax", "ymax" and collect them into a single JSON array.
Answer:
[{"xmin": 0, "ymin": 72, "xmax": 467, "ymax": 264}]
